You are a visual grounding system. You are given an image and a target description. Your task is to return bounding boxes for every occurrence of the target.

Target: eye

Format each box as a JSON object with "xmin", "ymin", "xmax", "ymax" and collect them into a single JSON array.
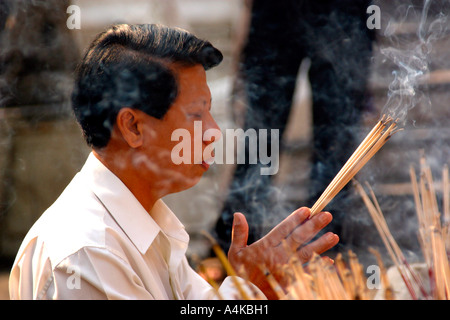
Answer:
[{"xmin": 189, "ymin": 112, "xmax": 203, "ymax": 119}]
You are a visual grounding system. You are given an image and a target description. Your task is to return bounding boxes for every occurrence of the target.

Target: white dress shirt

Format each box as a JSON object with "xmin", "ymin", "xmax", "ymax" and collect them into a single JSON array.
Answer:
[{"xmin": 9, "ymin": 153, "xmax": 261, "ymax": 300}]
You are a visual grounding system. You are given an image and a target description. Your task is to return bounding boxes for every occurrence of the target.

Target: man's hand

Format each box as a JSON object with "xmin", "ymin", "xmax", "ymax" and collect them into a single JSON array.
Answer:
[{"xmin": 228, "ymin": 207, "xmax": 339, "ymax": 299}]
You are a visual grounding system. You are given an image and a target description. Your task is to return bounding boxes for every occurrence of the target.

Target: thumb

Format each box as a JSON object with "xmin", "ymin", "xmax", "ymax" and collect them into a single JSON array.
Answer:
[{"xmin": 229, "ymin": 212, "xmax": 249, "ymax": 254}]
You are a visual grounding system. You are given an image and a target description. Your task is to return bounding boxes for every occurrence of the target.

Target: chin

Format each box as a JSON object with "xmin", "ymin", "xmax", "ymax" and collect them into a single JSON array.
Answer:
[{"xmin": 169, "ymin": 172, "xmax": 204, "ymax": 194}]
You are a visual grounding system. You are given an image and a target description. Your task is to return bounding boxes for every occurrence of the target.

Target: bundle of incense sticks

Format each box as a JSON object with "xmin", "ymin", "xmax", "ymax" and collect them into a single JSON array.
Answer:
[
  {"xmin": 355, "ymin": 180, "xmax": 429, "ymax": 300},
  {"xmin": 410, "ymin": 157, "xmax": 450, "ymax": 300},
  {"xmin": 310, "ymin": 115, "xmax": 401, "ymax": 217},
  {"xmin": 282, "ymin": 251, "xmax": 374, "ymax": 300},
  {"xmin": 355, "ymin": 157, "xmax": 450, "ymax": 300},
  {"xmin": 202, "ymin": 230, "xmax": 381, "ymax": 300}
]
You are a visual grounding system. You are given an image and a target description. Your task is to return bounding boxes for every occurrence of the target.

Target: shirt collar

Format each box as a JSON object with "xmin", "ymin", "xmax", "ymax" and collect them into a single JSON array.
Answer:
[{"xmin": 80, "ymin": 153, "xmax": 189, "ymax": 255}]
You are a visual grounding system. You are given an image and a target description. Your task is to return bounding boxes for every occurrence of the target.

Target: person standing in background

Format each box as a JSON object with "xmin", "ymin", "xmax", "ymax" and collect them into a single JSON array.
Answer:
[{"xmin": 215, "ymin": 0, "xmax": 375, "ymax": 252}]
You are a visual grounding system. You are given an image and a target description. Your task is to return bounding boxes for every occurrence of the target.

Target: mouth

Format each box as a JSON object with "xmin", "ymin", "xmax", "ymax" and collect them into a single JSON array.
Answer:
[
  {"xmin": 201, "ymin": 161, "xmax": 210, "ymax": 170},
  {"xmin": 201, "ymin": 157, "xmax": 214, "ymax": 170}
]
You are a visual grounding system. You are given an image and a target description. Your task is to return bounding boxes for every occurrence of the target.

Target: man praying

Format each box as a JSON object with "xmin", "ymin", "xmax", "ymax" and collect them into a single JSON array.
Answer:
[{"xmin": 9, "ymin": 24, "xmax": 339, "ymax": 300}]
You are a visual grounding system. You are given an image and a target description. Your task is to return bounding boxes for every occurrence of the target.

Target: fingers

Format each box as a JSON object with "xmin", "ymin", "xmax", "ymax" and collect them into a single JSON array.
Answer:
[
  {"xmin": 263, "ymin": 207, "xmax": 311, "ymax": 246},
  {"xmin": 297, "ymin": 232, "xmax": 340, "ymax": 263},
  {"xmin": 284, "ymin": 211, "xmax": 333, "ymax": 251},
  {"xmin": 229, "ymin": 212, "xmax": 249, "ymax": 257}
]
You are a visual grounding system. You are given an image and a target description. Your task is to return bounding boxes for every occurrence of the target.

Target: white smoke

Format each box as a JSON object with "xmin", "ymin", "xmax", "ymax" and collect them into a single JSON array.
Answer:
[{"xmin": 380, "ymin": 0, "xmax": 449, "ymax": 125}]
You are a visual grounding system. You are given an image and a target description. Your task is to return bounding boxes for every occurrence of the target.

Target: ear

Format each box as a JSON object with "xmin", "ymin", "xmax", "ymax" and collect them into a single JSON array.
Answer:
[{"xmin": 116, "ymin": 108, "xmax": 143, "ymax": 148}]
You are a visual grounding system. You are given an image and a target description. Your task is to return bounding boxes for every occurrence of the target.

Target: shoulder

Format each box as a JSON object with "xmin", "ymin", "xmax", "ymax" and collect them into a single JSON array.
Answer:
[
  {"xmin": 9, "ymin": 175, "xmax": 138, "ymax": 299},
  {"xmin": 13, "ymin": 172, "xmax": 132, "ymax": 272}
]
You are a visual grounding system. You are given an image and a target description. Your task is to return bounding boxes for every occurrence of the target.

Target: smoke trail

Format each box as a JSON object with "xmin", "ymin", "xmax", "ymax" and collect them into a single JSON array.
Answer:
[{"xmin": 380, "ymin": 0, "xmax": 449, "ymax": 125}]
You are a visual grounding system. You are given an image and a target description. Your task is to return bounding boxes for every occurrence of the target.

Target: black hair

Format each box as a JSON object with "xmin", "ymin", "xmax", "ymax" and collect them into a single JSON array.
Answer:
[{"xmin": 71, "ymin": 24, "xmax": 223, "ymax": 148}]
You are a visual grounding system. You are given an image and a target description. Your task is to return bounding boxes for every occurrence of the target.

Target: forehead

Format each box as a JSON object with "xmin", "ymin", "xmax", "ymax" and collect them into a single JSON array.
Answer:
[{"xmin": 172, "ymin": 64, "xmax": 210, "ymax": 101}]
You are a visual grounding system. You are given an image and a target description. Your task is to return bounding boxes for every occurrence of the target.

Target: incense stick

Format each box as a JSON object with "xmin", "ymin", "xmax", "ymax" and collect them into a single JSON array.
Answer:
[
  {"xmin": 192, "ymin": 254, "xmax": 224, "ymax": 300},
  {"xmin": 355, "ymin": 180, "xmax": 429, "ymax": 299},
  {"xmin": 201, "ymin": 230, "xmax": 252, "ymax": 300},
  {"xmin": 411, "ymin": 158, "xmax": 450, "ymax": 299},
  {"xmin": 355, "ymin": 157, "xmax": 450, "ymax": 300},
  {"xmin": 310, "ymin": 116, "xmax": 400, "ymax": 217}
]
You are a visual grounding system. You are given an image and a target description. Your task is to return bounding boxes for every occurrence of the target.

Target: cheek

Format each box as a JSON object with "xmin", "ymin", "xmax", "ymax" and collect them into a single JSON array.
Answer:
[
  {"xmin": 169, "ymin": 127, "xmax": 206, "ymax": 164},
  {"xmin": 163, "ymin": 162, "xmax": 204, "ymax": 193},
  {"xmin": 140, "ymin": 123, "xmax": 205, "ymax": 183}
]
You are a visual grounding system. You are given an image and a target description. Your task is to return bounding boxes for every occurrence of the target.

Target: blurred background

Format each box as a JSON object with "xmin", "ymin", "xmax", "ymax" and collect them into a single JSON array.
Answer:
[{"xmin": 0, "ymin": 0, "xmax": 449, "ymax": 299}]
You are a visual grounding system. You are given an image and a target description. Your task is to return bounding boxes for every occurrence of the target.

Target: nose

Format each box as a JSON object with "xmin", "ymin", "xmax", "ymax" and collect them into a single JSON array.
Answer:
[{"xmin": 203, "ymin": 112, "xmax": 222, "ymax": 144}]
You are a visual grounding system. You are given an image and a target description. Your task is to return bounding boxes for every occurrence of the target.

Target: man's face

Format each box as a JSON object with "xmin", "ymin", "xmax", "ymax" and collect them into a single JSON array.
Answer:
[{"xmin": 132, "ymin": 64, "xmax": 220, "ymax": 194}]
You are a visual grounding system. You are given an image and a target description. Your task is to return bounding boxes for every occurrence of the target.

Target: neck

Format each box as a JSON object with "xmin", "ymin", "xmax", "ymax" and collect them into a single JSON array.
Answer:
[{"xmin": 92, "ymin": 149, "xmax": 164, "ymax": 213}]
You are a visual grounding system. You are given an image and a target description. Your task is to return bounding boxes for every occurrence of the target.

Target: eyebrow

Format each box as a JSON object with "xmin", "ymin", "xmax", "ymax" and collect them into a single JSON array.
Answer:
[
  {"xmin": 186, "ymin": 98, "xmax": 212, "ymax": 112},
  {"xmin": 199, "ymin": 98, "xmax": 212, "ymax": 110}
]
